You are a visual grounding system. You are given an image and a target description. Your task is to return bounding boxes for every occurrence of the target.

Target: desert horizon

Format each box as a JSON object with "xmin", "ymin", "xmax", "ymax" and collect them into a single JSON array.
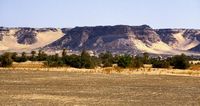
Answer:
[{"xmin": 1, "ymin": 0, "xmax": 200, "ymax": 105}]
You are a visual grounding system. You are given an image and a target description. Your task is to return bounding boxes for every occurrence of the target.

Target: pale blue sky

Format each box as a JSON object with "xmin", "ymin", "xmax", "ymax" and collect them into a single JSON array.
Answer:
[{"xmin": 0, "ymin": 0, "xmax": 200, "ymax": 28}]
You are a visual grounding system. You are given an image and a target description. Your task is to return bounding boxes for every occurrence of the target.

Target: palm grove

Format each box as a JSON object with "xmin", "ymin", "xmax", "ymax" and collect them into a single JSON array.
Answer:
[{"xmin": 0, "ymin": 49, "xmax": 190, "ymax": 69}]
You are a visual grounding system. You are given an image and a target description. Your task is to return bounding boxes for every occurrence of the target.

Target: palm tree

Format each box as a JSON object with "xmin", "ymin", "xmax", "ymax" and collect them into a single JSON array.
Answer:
[
  {"xmin": 31, "ymin": 51, "xmax": 36, "ymax": 61},
  {"xmin": 62, "ymin": 48, "xmax": 67, "ymax": 57},
  {"xmin": 21, "ymin": 52, "xmax": 27, "ymax": 62}
]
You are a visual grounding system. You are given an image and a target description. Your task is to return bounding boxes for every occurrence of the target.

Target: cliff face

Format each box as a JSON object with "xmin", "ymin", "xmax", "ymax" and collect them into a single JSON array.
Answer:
[
  {"xmin": 44, "ymin": 25, "xmax": 161, "ymax": 54},
  {"xmin": 1, "ymin": 25, "xmax": 200, "ymax": 55}
]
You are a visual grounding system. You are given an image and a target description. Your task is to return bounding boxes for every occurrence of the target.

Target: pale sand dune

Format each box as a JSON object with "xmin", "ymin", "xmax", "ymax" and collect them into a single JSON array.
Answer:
[
  {"xmin": 131, "ymin": 37, "xmax": 200, "ymax": 56},
  {"xmin": 0, "ymin": 43, "xmax": 9, "ymax": 50},
  {"xmin": 150, "ymin": 41, "xmax": 172, "ymax": 51},
  {"xmin": 132, "ymin": 39, "xmax": 173, "ymax": 54},
  {"xmin": 0, "ymin": 29, "xmax": 64, "ymax": 51},
  {"xmin": 132, "ymin": 39, "xmax": 160, "ymax": 54},
  {"xmin": 30, "ymin": 30, "xmax": 64, "ymax": 49},
  {"xmin": 0, "ymin": 36, "xmax": 29, "ymax": 50},
  {"xmin": 0, "ymin": 29, "xmax": 29, "ymax": 50}
]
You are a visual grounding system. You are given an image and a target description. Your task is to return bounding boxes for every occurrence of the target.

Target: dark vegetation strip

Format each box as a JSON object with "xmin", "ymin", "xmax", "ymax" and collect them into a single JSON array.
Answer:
[{"xmin": 0, "ymin": 49, "xmax": 191, "ymax": 69}]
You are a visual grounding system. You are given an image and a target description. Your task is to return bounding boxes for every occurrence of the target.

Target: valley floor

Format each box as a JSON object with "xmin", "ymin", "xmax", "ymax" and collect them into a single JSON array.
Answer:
[{"xmin": 0, "ymin": 70, "xmax": 200, "ymax": 105}]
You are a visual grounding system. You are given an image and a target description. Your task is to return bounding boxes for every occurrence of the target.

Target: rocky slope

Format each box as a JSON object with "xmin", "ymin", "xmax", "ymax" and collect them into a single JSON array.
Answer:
[
  {"xmin": 156, "ymin": 29, "xmax": 200, "ymax": 51},
  {"xmin": 0, "ymin": 25, "xmax": 200, "ymax": 55}
]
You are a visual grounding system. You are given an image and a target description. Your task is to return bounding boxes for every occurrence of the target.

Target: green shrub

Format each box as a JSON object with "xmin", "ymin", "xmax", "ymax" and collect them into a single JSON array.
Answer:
[
  {"xmin": 20, "ymin": 52, "xmax": 28, "ymax": 62},
  {"xmin": 171, "ymin": 54, "xmax": 190, "ymax": 69},
  {"xmin": 152, "ymin": 60, "xmax": 170, "ymax": 68},
  {"xmin": 80, "ymin": 50, "xmax": 95, "ymax": 68},
  {"xmin": 117, "ymin": 55, "xmax": 133, "ymax": 68},
  {"xmin": 133, "ymin": 56, "xmax": 143, "ymax": 68},
  {"xmin": 45, "ymin": 54, "xmax": 64, "ymax": 67},
  {"xmin": 99, "ymin": 52, "xmax": 113, "ymax": 67},
  {"xmin": 142, "ymin": 52, "xmax": 150, "ymax": 64},
  {"xmin": 0, "ymin": 52, "xmax": 13, "ymax": 67},
  {"xmin": 30, "ymin": 51, "xmax": 37, "ymax": 61},
  {"xmin": 37, "ymin": 50, "xmax": 47, "ymax": 61}
]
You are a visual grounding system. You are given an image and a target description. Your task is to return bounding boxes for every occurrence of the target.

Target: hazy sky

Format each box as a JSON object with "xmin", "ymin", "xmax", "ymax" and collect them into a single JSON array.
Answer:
[{"xmin": 0, "ymin": 0, "xmax": 200, "ymax": 28}]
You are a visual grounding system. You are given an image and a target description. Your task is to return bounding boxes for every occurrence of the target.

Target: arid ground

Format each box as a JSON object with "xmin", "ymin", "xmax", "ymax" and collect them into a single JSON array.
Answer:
[{"xmin": 0, "ymin": 70, "xmax": 200, "ymax": 106}]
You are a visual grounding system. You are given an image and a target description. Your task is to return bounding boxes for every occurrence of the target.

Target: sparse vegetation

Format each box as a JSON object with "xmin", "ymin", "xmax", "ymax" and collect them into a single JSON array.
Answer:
[
  {"xmin": 99, "ymin": 52, "xmax": 113, "ymax": 67},
  {"xmin": 151, "ymin": 58, "xmax": 170, "ymax": 68},
  {"xmin": 0, "ymin": 50, "xmax": 193, "ymax": 70}
]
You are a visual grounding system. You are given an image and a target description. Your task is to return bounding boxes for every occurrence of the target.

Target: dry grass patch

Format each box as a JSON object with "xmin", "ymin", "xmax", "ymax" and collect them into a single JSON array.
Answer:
[
  {"xmin": 171, "ymin": 70, "xmax": 200, "ymax": 76},
  {"xmin": 0, "ymin": 66, "xmax": 200, "ymax": 77},
  {"xmin": 190, "ymin": 64, "xmax": 200, "ymax": 71}
]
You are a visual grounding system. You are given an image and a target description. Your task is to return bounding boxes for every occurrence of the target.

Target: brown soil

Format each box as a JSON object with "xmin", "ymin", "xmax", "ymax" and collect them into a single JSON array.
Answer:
[{"xmin": 0, "ymin": 70, "xmax": 200, "ymax": 106}]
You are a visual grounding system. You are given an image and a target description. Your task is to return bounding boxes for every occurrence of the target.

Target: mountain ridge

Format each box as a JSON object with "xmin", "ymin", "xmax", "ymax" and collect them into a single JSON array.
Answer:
[{"xmin": 0, "ymin": 25, "xmax": 200, "ymax": 55}]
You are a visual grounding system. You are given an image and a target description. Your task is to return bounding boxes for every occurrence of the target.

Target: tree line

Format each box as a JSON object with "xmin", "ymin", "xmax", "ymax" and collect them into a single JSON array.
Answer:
[{"xmin": 0, "ymin": 49, "xmax": 191, "ymax": 69}]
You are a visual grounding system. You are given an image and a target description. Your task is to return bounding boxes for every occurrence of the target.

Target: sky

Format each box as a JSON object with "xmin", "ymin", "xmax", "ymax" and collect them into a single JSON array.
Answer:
[{"xmin": 0, "ymin": 0, "xmax": 200, "ymax": 29}]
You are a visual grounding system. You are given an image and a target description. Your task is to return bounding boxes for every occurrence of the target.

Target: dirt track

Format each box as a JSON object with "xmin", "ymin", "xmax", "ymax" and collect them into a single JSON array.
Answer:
[{"xmin": 0, "ymin": 70, "xmax": 200, "ymax": 106}]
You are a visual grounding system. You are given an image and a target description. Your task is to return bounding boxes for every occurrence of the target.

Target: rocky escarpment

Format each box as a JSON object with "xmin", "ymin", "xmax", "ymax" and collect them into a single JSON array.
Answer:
[
  {"xmin": 44, "ymin": 25, "xmax": 161, "ymax": 54},
  {"xmin": 1, "ymin": 25, "xmax": 200, "ymax": 55}
]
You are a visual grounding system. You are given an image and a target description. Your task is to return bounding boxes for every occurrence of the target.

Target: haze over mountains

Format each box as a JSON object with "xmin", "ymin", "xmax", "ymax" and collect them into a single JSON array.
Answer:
[{"xmin": 0, "ymin": 25, "xmax": 200, "ymax": 55}]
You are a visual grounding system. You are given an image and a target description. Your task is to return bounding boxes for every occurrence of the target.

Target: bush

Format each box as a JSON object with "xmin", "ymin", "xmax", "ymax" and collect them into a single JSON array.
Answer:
[
  {"xmin": 142, "ymin": 52, "xmax": 150, "ymax": 64},
  {"xmin": 62, "ymin": 49, "xmax": 67, "ymax": 57},
  {"xmin": 20, "ymin": 52, "xmax": 28, "ymax": 62},
  {"xmin": 117, "ymin": 55, "xmax": 133, "ymax": 68},
  {"xmin": 171, "ymin": 54, "xmax": 190, "ymax": 69},
  {"xmin": 61, "ymin": 50, "xmax": 96, "ymax": 69},
  {"xmin": 133, "ymin": 56, "xmax": 143, "ymax": 68},
  {"xmin": 45, "ymin": 54, "xmax": 64, "ymax": 67},
  {"xmin": 0, "ymin": 52, "xmax": 13, "ymax": 67},
  {"xmin": 11, "ymin": 52, "xmax": 18, "ymax": 61},
  {"xmin": 45, "ymin": 59, "xmax": 64, "ymax": 67},
  {"xmin": 152, "ymin": 59, "xmax": 170, "ymax": 68},
  {"xmin": 80, "ymin": 50, "xmax": 95, "ymax": 68},
  {"xmin": 99, "ymin": 52, "xmax": 113, "ymax": 67},
  {"xmin": 68, "ymin": 55, "xmax": 82, "ymax": 68},
  {"xmin": 30, "ymin": 51, "xmax": 37, "ymax": 61},
  {"xmin": 37, "ymin": 50, "xmax": 47, "ymax": 61}
]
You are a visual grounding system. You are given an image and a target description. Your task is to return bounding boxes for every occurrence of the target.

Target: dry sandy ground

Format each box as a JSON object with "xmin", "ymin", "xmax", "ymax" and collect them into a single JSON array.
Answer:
[
  {"xmin": 1, "ymin": 67, "xmax": 200, "ymax": 77},
  {"xmin": 0, "ymin": 70, "xmax": 200, "ymax": 106}
]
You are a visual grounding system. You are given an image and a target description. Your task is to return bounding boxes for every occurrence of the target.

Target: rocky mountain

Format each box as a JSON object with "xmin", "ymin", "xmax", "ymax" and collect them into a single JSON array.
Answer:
[
  {"xmin": 0, "ymin": 25, "xmax": 200, "ymax": 55},
  {"xmin": 43, "ymin": 25, "xmax": 161, "ymax": 54}
]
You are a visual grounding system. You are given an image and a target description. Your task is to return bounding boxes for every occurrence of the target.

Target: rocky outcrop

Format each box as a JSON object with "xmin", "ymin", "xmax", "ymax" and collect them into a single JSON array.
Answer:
[{"xmin": 14, "ymin": 28, "xmax": 37, "ymax": 44}]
